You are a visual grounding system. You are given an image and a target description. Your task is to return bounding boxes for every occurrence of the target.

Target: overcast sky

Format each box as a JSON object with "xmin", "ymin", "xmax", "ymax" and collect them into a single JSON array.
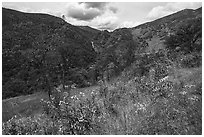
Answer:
[{"xmin": 2, "ymin": 2, "xmax": 202, "ymax": 31}]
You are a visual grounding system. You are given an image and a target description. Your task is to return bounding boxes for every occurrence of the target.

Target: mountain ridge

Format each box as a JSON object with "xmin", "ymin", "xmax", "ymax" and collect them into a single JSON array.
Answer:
[{"xmin": 2, "ymin": 6, "xmax": 202, "ymax": 99}]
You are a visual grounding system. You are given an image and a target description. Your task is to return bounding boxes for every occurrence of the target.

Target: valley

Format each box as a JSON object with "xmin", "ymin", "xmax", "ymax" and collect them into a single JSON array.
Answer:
[{"xmin": 2, "ymin": 6, "xmax": 202, "ymax": 135}]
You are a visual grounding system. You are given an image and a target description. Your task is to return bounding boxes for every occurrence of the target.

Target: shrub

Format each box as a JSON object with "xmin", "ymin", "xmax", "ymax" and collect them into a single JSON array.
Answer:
[
  {"xmin": 40, "ymin": 89, "xmax": 103, "ymax": 135},
  {"xmin": 2, "ymin": 114, "xmax": 57, "ymax": 135},
  {"xmin": 165, "ymin": 18, "xmax": 202, "ymax": 54},
  {"xmin": 3, "ymin": 71, "xmax": 202, "ymax": 135},
  {"xmin": 137, "ymin": 82, "xmax": 202, "ymax": 135},
  {"xmin": 3, "ymin": 79, "xmax": 28, "ymax": 99}
]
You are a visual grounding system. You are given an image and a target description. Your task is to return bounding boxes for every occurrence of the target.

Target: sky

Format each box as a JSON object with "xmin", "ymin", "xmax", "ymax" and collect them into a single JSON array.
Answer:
[{"xmin": 2, "ymin": 1, "xmax": 202, "ymax": 31}]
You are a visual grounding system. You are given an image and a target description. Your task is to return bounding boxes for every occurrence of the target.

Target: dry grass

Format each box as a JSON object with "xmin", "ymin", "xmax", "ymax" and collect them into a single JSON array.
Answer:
[
  {"xmin": 2, "ymin": 92, "xmax": 49, "ymax": 122},
  {"xmin": 2, "ymin": 66, "xmax": 202, "ymax": 134}
]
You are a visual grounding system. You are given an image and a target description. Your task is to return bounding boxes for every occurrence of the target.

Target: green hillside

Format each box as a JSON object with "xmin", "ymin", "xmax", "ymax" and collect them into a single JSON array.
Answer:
[
  {"xmin": 2, "ymin": 7, "xmax": 202, "ymax": 135},
  {"xmin": 2, "ymin": 8, "xmax": 98, "ymax": 99}
]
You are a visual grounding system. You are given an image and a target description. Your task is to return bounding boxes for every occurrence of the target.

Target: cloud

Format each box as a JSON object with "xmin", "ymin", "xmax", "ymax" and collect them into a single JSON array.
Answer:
[
  {"xmin": 147, "ymin": 6, "xmax": 172, "ymax": 20},
  {"xmin": 65, "ymin": 2, "xmax": 112, "ymax": 21},
  {"xmin": 118, "ymin": 21, "xmax": 143, "ymax": 28},
  {"xmin": 82, "ymin": 2, "xmax": 107, "ymax": 10},
  {"xmin": 67, "ymin": 8, "xmax": 101, "ymax": 21},
  {"xmin": 65, "ymin": 9, "xmax": 119, "ymax": 31},
  {"xmin": 65, "ymin": 3, "xmax": 101, "ymax": 21},
  {"xmin": 109, "ymin": 6, "xmax": 118, "ymax": 13},
  {"xmin": 64, "ymin": 2, "xmax": 119, "ymax": 30},
  {"xmin": 93, "ymin": 15, "xmax": 119, "ymax": 30},
  {"xmin": 147, "ymin": 2, "xmax": 202, "ymax": 20}
]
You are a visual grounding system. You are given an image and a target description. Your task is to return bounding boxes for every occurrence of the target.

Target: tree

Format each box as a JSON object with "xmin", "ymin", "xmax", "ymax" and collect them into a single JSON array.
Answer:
[
  {"xmin": 57, "ymin": 43, "xmax": 76, "ymax": 89},
  {"xmin": 27, "ymin": 32, "xmax": 63, "ymax": 99}
]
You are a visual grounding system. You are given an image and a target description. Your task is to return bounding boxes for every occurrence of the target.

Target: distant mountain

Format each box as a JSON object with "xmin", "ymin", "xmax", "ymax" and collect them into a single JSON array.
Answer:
[
  {"xmin": 93, "ymin": 7, "xmax": 202, "ymax": 54},
  {"xmin": 78, "ymin": 26, "xmax": 100, "ymax": 40},
  {"xmin": 131, "ymin": 7, "xmax": 202, "ymax": 53},
  {"xmin": 92, "ymin": 7, "xmax": 202, "ymax": 79},
  {"xmin": 2, "ymin": 7, "xmax": 202, "ymax": 99}
]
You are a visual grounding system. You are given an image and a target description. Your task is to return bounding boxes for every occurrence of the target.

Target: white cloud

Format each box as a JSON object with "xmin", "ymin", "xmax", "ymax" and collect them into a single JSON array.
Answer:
[
  {"xmin": 82, "ymin": 2, "xmax": 107, "ymax": 10},
  {"xmin": 92, "ymin": 14, "xmax": 119, "ymax": 30},
  {"xmin": 65, "ymin": 9, "xmax": 119, "ymax": 31},
  {"xmin": 146, "ymin": 6, "xmax": 172, "ymax": 20},
  {"xmin": 65, "ymin": 4, "xmax": 143, "ymax": 31},
  {"xmin": 63, "ymin": 2, "xmax": 119, "ymax": 30},
  {"xmin": 118, "ymin": 21, "xmax": 143, "ymax": 28},
  {"xmin": 147, "ymin": 2, "xmax": 202, "ymax": 20},
  {"xmin": 65, "ymin": 2, "xmax": 103, "ymax": 21}
]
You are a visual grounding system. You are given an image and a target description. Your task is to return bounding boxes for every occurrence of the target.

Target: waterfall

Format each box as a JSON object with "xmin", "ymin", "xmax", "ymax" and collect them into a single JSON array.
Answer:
[
  {"xmin": 91, "ymin": 41, "xmax": 94, "ymax": 48},
  {"xmin": 91, "ymin": 41, "xmax": 97, "ymax": 52}
]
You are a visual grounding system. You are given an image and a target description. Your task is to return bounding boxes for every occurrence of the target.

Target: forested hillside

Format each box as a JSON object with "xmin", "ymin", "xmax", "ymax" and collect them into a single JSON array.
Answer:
[
  {"xmin": 2, "ymin": 8, "xmax": 98, "ymax": 99},
  {"xmin": 2, "ymin": 7, "xmax": 202, "ymax": 135},
  {"xmin": 89, "ymin": 7, "xmax": 202, "ymax": 86}
]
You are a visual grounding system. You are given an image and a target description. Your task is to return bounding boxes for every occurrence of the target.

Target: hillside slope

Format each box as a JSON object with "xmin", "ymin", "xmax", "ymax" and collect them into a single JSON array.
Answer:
[
  {"xmin": 131, "ymin": 7, "xmax": 202, "ymax": 53},
  {"xmin": 2, "ymin": 7, "xmax": 202, "ymax": 135},
  {"xmin": 91, "ymin": 7, "xmax": 201, "ymax": 81},
  {"xmin": 2, "ymin": 8, "xmax": 99, "ymax": 99}
]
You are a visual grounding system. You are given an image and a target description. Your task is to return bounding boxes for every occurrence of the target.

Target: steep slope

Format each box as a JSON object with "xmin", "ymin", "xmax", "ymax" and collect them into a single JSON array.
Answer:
[
  {"xmin": 2, "ymin": 8, "xmax": 98, "ymax": 99},
  {"xmin": 92, "ymin": 7, "xmax": 202, "ymax": 81},
  {"xmin": 2, "ymin": 7, "xmax": 202, "ymax": 99},
  {"xmin": 93, "ymin": 28, "xmax": 146, "ymax": 80},
  {"xmin": 131, "ymin": 7, "xmax": 202, "ymax": 53},
  {"xmin": 78, "ymin": 25, "xmax": 100, "ymax": 40},
  {"xmin": 2, "ymin": 7, "xmax": 202, "ymax": 134},
  {"xmin": 92, "ymin": 30, "xmax": 112, "ymax": 52}
]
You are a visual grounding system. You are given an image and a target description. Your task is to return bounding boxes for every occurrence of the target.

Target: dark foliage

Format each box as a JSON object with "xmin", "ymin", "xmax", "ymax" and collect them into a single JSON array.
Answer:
[
  {"xmin": 2, "ymin": 8, "xmax": 97, "ymax": 99},
  {"xmin": 165, "ymin": 18, "xmax": 202, "ymax": 53}
]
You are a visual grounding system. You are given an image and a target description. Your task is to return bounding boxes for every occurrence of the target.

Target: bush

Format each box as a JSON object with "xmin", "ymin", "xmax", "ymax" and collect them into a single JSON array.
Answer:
[
  {"xmin": 40, "ymin": 89, "xmax": 103, "ymax": 135},
  {"xmin": 3, "ymin": 79, "xmax": 28, "ymax": 99},
  {"xmin": 3, "ymin": 73, "xmax": 202, "ymax": 135},
  {"xmin": 2, "ymin": 114, "xmax": 57, "ymax": 135},
  {"xmin": 138, "ymin": 82, "xmax": 202, "ymax": 135},
  {"xmin": 3, "ymin": 89, "xmax": 103, "ymax": 135},
  {"xmin": 165, "ymin": 18, "xmax": 202, "ymax": 54},
  {"xmin": 180, "ymin": 52, "xmax": 202, "ymax": 68}
]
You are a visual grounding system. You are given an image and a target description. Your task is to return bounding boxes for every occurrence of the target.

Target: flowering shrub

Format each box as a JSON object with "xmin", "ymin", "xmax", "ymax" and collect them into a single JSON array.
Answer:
[
  {"xmin": 2, "ymin": 72, "xmax": 202, "ymax": 135},
  {"xmin": 2, "ymin": 114, "xmax": 57, "ymax": 135},
  {"xmin": 40, "ymin": 89, "xmax": 103, "ymax": 135},
  {"xmin": 137, "ymin": 82, "xmax": 202, "ymax": 135},
  {"xmin": 3, "ymin": 89, "xmax": 103, "ymax": 135},
  {"xmin": 96, "ymin": 74, "xmax": 202, "ymax": 135}
]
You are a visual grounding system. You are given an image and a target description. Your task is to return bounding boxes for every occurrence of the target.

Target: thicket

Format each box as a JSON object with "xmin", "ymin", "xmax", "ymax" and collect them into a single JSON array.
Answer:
[
  {"xmin": 2, "ymin": 21, "xmax": 96, "ymax": 99},
  {"xmin": 3, "ymin": 69, "xmax": 202, "ymax": 134},
  {"xmin": 165, "ymin": 18, "xmax": 202, "ymax": 68}
]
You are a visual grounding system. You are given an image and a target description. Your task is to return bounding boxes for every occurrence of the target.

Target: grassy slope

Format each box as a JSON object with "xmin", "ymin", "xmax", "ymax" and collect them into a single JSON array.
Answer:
[
  {"xmin": 2, "ymin": 66, "xmax": 201, "ymax": 123},
  {"xmin": 2, "ymin": 86, "xmax": 100, "ymax": 122},
  {"xmin": 2, "ymin": 92, "xmax": 49, "ymax": 122}
]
